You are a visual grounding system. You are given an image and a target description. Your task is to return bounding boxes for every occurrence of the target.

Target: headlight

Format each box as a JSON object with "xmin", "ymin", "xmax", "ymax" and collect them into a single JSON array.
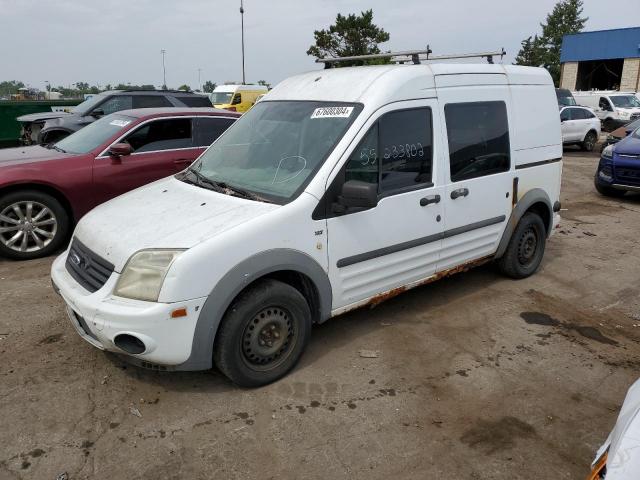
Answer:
[
  {"xmin": 602, "ymin": 145, "xmax": 614, "ymax": 159},
  {"xmin": 114, "ymin": 249, "xmax": 184, "ymax": 302}
]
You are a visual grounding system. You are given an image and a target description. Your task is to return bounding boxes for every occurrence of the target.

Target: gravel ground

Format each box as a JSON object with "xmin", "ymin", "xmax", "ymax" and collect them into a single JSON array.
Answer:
[{"xmin": 1, "ymin": 149, "xmax": 640, "ymax": 479}]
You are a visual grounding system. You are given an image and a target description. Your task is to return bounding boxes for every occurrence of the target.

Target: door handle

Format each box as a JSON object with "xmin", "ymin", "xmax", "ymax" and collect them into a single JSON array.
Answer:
[
  {"xmin": 450, "ymin": 188, "xmax": 469, "ymax": 200},
  {"xmin": 173, "ymin": 158, "xmax": 192, "ymax": 165},
  {"xmin": 419, "ymin": 194, "xmax": 441, "ymax": 207}
]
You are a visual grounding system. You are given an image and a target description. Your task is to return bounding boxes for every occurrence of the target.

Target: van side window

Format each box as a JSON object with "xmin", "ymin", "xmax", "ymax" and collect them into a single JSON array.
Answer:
[
  {"xmin": 599, "ymin": 97, "xmax": 612, "ymax": 111},
  {"xmin": 344, "ymin": 108, "xmax": 433, "ymax": 193},
  {"xmin": 232, "ymin": 94, "xmax": 242, "ymax": 105},
  {"xmin": 445, "ymin": 101, "xmax": 510, "ymax": 182}
]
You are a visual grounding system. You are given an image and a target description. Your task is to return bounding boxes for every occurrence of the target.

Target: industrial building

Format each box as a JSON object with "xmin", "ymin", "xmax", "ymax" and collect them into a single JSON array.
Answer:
[{"xmin": 560, "ymin": 27, "xmax": 640, "ymax": 92}]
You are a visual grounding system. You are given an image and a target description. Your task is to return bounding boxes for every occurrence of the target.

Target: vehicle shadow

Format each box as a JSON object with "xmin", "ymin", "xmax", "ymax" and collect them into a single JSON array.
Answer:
[{"xmin": 107, "ymin": 262, "xmax": 504, "ymax": 393}]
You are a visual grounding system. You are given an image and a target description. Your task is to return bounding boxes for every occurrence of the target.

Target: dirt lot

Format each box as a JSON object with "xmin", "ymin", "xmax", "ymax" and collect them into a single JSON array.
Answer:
[{"xmin": 1, "ymin": 150, "xmax": 640, "ymax": 479}]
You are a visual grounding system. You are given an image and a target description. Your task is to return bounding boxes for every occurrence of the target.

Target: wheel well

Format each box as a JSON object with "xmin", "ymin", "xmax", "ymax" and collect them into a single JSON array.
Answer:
[
  {"xmin": 525, "ymin": 201, "xmax": 551, "ymax": 234},
  {"xmin": 0, "ymin": 183, "xmax": 75, "ymax": 223},
  {"xmin": 235, "ymin": 270, "xmax": 322, "ymax": 324},
  {"xmin": 585, "ymin": 129, "xmax": 598, "ymax": 139}
]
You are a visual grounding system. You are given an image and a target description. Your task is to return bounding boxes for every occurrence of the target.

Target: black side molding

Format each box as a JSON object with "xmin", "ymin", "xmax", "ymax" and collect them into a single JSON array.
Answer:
[
  {"xmin": 337, "ymin": 215, "xmax": 506, "ymax": 268},
  {"xmin": 515, "ymin": 158, "xmax": 562, "ymax": 170}
]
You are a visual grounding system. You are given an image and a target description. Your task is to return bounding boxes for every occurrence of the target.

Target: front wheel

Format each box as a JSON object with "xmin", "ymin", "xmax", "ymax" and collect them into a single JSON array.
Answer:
[
  {"xmin": 497, "ymin": 212, "xmax": 546, "ymax": 279},
  {"xmin": 213, "ymin": 279, "xmax": 312, "ymax": 387},
  {"xmin": 594, "ymin": 177, "xmax": 626, "ymax": 198},
  {"xmin": 0, "ymin": 190, "xmax": 70, "ymax": 260}
]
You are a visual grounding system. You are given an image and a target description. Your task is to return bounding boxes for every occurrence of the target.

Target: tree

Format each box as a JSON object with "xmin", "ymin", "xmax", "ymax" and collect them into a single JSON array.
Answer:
[
  {"xmin": 202, "ymin": 81, "xmax": 217, "ymax": 93},
  {"xmin": 74, "ymin": 82, "xmax": 90, "ymax": 93},
  {"xmin": 177, "ymin": 84, "xmax": 191, "ymax": 92},
  {"xmin": 306, "ymin": 9, "xmax": 390, "ymax": 66},
  {"xmin": 514, "ymin": 35, "xmax": 543, "ymax": 67},
  {"xmin": 515, "ymin": 0, "xmax": 587, "ymax": 86},
  {"xmin": 257, "ymin": 79, "xmax": 271, "ymax": 89},
  {"xmin": 0, "ymin": 80, "xmax": 25, "ymax": 96}
]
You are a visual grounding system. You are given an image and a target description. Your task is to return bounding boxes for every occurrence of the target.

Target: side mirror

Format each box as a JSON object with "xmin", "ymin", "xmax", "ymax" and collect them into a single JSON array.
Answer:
[
  {"xmin": 91, "ymin": 109, "xmax": 105, "ymax": 118},
  {"xmin": 332, "ymin": 180, "xmax": 378, "ymax": 215},
  {"xmin": 108, "ymin": 143, "xmax": 132, "ymax": 163}
]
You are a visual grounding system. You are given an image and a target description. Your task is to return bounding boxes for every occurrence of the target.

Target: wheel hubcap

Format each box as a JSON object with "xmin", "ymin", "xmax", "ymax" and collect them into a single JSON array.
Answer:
[
  {"xmin": 517, "ymin": 227, "xmax": 538, "ymax": 266},
  {"xmin": 242, "ymin": 306, "xmax": 296, "ymax": 371},
  {"xmin": 0, "ymin": 201, "xmax": 57, "ymax": 253}
]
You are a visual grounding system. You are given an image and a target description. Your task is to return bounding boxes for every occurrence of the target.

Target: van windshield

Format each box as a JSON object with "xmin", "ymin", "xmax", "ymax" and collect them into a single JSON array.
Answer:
[
  {"xmin": 210, "ymin": 92, "xmax": 233, "ymax": 104},
  {"xmin": 556, "ymin": 90, "xmax": 576, "ymax": 106},
  {"xmin": 611, "ymin": 95, "xmax": 640, "ymax": 108},
  {"xmin": 185, "ymin": 101, "xmax": 362, "ymax": 204}
]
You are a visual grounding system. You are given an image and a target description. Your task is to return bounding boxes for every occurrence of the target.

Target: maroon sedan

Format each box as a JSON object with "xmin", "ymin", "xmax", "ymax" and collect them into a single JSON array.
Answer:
[{"xmin": 0, "ymin": 108, "xmax": 239, "ymax": 260}]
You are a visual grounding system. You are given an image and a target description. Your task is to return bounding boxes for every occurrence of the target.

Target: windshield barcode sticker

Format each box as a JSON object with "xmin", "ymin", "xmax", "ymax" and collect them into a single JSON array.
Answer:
[
  {"xmin": 311, "ymin": 106, "xmax": 354, "ymax": 119},
  {"xmin": 109, "ymin": 119, "xmax": 131, "ymax": 127}
]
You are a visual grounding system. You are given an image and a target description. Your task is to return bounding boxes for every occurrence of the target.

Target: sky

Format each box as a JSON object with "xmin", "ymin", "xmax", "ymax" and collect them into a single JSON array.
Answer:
[{"xmin": 1, "ymin": 0, "xmax": 639, "ymax": 91}]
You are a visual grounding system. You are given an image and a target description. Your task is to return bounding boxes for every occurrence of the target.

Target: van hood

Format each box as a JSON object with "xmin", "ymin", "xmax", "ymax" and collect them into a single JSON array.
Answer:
[{"xmin": 73, "ymin": 176, "xmax": 279, "ymax": 271}]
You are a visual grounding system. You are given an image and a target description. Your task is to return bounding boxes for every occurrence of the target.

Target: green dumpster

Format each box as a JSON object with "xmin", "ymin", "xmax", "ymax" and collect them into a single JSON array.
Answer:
[{"xmin": 0, "ymin": 100, "xmax": 82, "ymax": 148}]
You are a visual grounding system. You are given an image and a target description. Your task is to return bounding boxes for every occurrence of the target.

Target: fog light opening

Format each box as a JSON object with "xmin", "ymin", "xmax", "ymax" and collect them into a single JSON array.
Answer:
[{"xmin": 114, "ymin": 334, "xmax": 146, "ymax": 355}]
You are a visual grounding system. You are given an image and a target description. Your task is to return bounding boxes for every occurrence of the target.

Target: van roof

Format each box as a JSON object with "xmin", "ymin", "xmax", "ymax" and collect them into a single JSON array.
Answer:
[
  {"xmin": 266, "ymin": 64, "xmax": 552, "ymax": 106},
  {"xmin": 212, "ymin": 84, "xmax": 269, "ymax": 93}
]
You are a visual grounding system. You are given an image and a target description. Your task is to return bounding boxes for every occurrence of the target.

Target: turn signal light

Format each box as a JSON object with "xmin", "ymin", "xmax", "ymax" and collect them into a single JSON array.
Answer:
[{"xmin": 171, "ymin": 307, "xmax": 187, "ymax": 319}]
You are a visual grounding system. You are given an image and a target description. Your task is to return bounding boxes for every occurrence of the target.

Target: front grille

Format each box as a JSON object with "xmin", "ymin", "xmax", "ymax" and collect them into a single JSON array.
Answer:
[
  {"xmin": 65, "ymin": 238, "xmax": 114, "ymax": 293},
  {"xmin": 616, "ymin": 165, "xmax": 640, "ymax": 184}
]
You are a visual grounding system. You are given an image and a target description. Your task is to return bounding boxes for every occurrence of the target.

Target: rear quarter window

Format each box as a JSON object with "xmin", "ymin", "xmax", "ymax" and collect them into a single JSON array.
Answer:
[{"xmin": 177, "ymin": 96, "xmax": 213, "ymax": 107}]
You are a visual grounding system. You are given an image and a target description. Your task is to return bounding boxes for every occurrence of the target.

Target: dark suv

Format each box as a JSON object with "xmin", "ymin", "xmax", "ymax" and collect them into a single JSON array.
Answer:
[{"xmin": 17, "ymin": 90, "xmax": 213, "ymax": 145}]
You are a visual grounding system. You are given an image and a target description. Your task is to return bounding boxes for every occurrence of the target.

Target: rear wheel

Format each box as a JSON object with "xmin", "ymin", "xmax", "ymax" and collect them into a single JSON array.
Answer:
[
  {"xmin": 582, "ymin": 131, "xmax": 597, "ymax": 152},
  {"xmin": 0, "ymin": 190, "xmax": 70, "ymax": 260},
  {"xmin": 497, "ymin": 212, "xmax": 546, "ymax": 279},
  {"xmin": 214, "ymin": 279, "xmax": 312, "ymax": 387}
]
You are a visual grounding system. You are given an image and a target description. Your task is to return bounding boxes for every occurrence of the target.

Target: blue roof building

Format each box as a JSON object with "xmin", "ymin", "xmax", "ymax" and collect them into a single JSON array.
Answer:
[{"xmin": 560, "ymin": 27, "xmax": 640, "ymax": 92}]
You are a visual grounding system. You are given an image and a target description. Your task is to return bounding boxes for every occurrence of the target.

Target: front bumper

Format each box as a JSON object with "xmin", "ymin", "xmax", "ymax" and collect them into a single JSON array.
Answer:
[{"xmin": 51, "ymin": 252, "xmax": 207, "ymax": 367}]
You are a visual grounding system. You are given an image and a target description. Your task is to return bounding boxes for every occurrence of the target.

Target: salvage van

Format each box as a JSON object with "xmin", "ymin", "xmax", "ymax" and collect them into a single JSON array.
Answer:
[
  {"xmin": 51, "ymin": 54, "xmax": 562, "ymax": 387},
  {"xmin": 209, "ymin": 84, "xmax": 268, "ymax": 113}
]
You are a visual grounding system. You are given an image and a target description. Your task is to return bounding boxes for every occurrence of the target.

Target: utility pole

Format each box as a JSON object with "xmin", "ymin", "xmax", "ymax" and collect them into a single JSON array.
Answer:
[
  {"xmin": 198, "ymin": 68, "xmax": 202, "ymax": 92},
  {"xmin": 240, "ymin": 0, "xmax": 245, "ymax": 84},
  {"xmin": 161, "ymin": 49, "xmax": 167, "ymax": 89}
]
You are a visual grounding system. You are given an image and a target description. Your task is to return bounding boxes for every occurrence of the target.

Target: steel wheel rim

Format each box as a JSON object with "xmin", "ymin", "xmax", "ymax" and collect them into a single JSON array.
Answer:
[
  {"xmin": 517, "ymin": 227, "xmax": 538, "ymax": 267},
  {"xmin": 0, "ymin": 201, "xmax": 57, "ymax": 253},
  {"xmin": 241, "ymin": 306, "xmax": 297, "ymax": 372}
]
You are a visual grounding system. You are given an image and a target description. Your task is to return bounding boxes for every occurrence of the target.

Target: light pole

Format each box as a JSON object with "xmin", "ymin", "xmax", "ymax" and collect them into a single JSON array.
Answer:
[
  {"xmin": 161, "ymin": 49, "xmax": 167, "ymax": 89},
  {"xmin": 198, "ymin": 68, "xmax": 202, "ymax": 92},
  {"xmin": 240, "ymin": 0, "xmax": 245, "ymax": 84}
]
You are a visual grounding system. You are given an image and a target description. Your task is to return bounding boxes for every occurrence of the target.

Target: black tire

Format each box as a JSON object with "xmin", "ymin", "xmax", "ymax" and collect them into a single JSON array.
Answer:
[
  {"xmin": 213, "ymin": 279, "xmax": 312, "ymax": 388},
  {"xmin": 581, "ymin": 131, "xmax": 597, "ymax": 152},
  {"xmin": 0, "ymin": 190, "xmax": 70, "ymax": 260},
  {"xmin": 603, "ymin": 119, "xmax": 616, "ymax": 132},
  {"xmin": 594, "ymin": 177, "xmax": 626, "ymax": 198},
  {"xmin": 497, "ymin": 212, "xmax": 546, "ymax": 279}
]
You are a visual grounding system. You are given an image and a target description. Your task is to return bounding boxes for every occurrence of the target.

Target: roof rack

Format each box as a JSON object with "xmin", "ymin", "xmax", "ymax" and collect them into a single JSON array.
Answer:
[{"xmin": 316, "ymin": 47, "xmax": 506, "ymax": 68}]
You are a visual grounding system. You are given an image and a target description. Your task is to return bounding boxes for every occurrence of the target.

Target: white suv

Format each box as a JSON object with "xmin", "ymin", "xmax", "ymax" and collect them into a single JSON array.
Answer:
[
  {"xmin": 51, "ymin": 63, "xmax": 562, "ymax": 387},
  {"xmin": 560, "ymin": 106, "xmax": 601, "ymax": 151}
]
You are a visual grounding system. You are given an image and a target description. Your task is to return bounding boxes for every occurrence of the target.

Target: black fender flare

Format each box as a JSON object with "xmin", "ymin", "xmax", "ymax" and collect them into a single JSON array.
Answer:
[
  {"xmin": 495, "ymin": 188, "xmax": 553, "ymax": 259},
  {"xmin": 175, "ymin": 249, "xmax": 332, "ymax": 371}
]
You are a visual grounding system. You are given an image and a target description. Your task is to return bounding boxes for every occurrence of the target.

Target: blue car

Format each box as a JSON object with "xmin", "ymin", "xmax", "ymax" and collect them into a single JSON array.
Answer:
[{"xmin": 595, "ymin": 126, "xmax": 640, "ymax": 197}]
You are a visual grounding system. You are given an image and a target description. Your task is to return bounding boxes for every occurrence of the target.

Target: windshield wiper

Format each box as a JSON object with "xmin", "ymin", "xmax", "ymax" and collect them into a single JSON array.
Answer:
[
  {"xmin": 185, "ymin": 168, "xmax": 272, "ymax": 203},
  {"xmin": 52, "ymin": 145, "xmax": 66, "ymax": 153}
]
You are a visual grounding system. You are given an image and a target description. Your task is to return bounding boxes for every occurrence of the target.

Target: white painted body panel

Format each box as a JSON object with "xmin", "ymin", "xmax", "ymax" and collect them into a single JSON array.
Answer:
[
  {"xmin": 51, "ymin": 63, "xmax": 563, "ymax": 367},
  {"xmin": 573, "ymin": 92, "xmax": 640, "ymax": 124},
  {"xmin": 560, "ymin": 107, "xmax": 601, "ymax": 144},
  {"xmin": 592, "ymin": 378, "xmax": 640, "ymax": 479}
]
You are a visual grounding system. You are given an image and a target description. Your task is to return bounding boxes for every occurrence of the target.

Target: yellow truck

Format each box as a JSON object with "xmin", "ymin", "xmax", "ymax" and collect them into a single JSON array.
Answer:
[{"xmin": 209, "ymin": 84, "xmax": 268, "ymax": 113}]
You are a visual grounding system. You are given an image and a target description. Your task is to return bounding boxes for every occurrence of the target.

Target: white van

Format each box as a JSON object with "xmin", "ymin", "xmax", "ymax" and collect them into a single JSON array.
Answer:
[
  {"xmin": 51, "ymin": 61, "xmax": 562, "ymax": 387},
  {"xmin": 573, "ymin": 91, "xmax": 640, "ymax": 130}
]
